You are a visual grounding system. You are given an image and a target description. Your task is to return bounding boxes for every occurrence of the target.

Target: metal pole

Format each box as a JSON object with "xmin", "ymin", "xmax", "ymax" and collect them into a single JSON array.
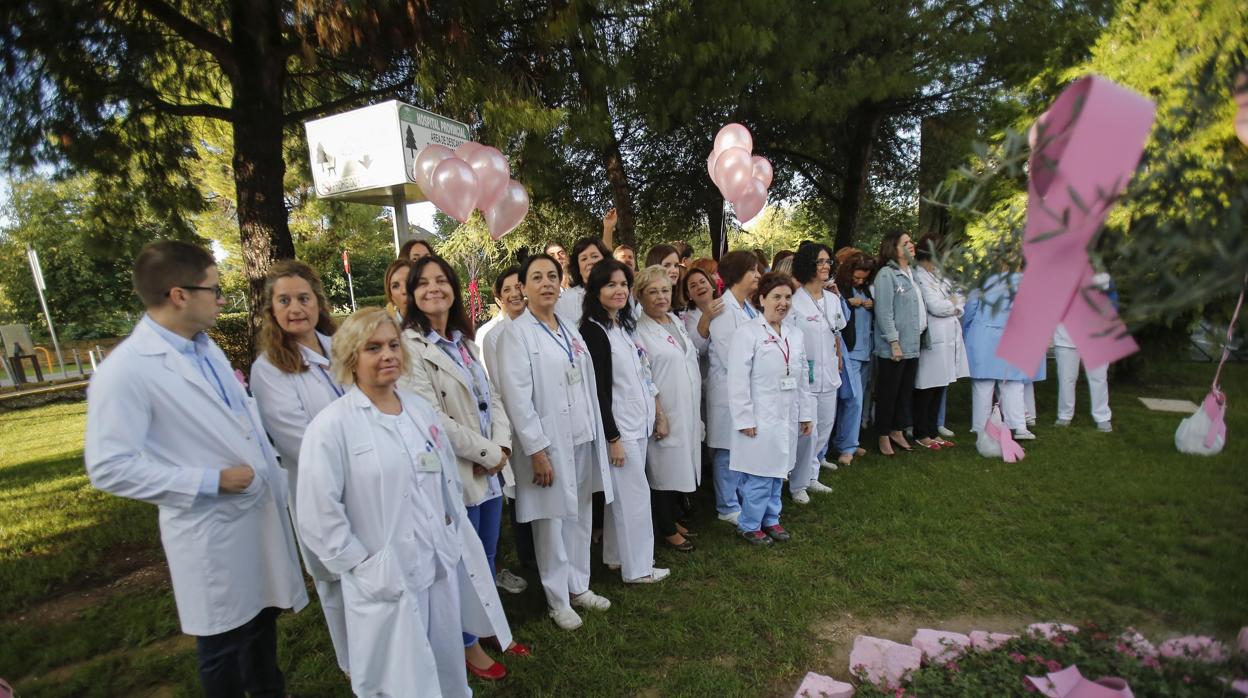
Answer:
[
  {"xmin": 391, "ymin": 189, "xmax": 409, "ymax": 257},
  {"xmin": 26, "ymin": 245, "xmax": 65, "ymax": 378}
]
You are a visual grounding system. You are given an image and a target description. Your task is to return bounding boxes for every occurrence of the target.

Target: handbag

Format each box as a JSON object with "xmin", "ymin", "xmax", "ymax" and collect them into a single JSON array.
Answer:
[
  {"xmin": 977, "ymin": 403, "xmax": 1026, "ymax": 462},
  {"xmin": 1176, "ymin": 274, "xmax": 1244, "ymax": 455}
]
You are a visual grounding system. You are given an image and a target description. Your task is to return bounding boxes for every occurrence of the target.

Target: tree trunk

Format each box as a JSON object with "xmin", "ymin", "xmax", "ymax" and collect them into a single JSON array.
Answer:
[
  {"xmin": 601, "ymin": 135, "xmax": 637, "ymax": 248},
  {"xmin": 707, "ymin": 195, "xmax": 726, "ymax": 260},
  {"xmin": 229, "ymin": 0, "xmax": 294, "ymax": 361},
  {"xmin": 834, "ymin": 107, "xmax": 883, "ymax": 251}
]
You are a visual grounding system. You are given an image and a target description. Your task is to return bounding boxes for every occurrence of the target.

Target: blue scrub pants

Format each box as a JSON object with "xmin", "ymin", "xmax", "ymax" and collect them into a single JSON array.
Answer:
[
  {"xmin": 737, "ymin": 474, "xmax": 782, "ymax": 533},
  {"xmin": 462, "ymin": 495, "xmax": 503, "ymax": 647},
  {"xmin": 711, "ymin": 448, "xmax": 743, "ymax": 516},
  {"xmin": 833, "ymin": 357, "xmax": 867, "ymax": 456},
  {"xmin": 937, "ymin": 390, "xmax": 947, "ymax": 429}
]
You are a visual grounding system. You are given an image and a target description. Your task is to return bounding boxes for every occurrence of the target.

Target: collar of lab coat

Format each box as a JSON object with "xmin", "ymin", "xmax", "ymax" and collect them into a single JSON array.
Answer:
[
  {"xmin": 298, "ymin": 332, "xmax": 332, "ymax": 368},
  {"xmin": 129, "ymin": 316, "xmax": 240, "ymax": 418}
]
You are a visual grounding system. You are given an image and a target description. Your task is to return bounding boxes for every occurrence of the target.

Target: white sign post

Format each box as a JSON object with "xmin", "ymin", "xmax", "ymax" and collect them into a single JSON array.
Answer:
[
  {"xmin": 343, "ymin": 250, "xmax": 357, "ymax": 312},
  {"xmin": 25, "ymin": 245, "xmax": 65, "ymax": 378},
  {"xmin": 305, "ymin": 101, "xmax": 470, "ymax": 254}
]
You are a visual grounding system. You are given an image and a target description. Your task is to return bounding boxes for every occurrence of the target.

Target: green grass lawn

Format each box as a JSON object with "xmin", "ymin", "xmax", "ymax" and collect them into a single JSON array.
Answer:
[{"xmin": 2, "ymin": 359, "xmax": 1245, "ymax": 697}]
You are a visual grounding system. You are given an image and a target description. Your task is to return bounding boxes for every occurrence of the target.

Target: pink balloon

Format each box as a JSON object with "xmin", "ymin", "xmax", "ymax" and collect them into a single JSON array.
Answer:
[
  {"xmin": 413, "ymin": 144, "xmax": 453, "ymax": 195},
  {"xmin": 750, "ymin": 156, "xmax": 773, "ymax": 188},
  {"xmin": 467, "ymin": 146, "xmax": 510, "ymax": 212},
  {"xmin": 706, "ymin": 150, "xmax": 719, "ymax": 184},
  {"xmin": 454, "ymin": 141, "xmax": 483, "ymax": 162},
  {"xmin": 484, "ymin": 180, "xmax": 530, "ymax": 240},
  {"xmin": 734, "ymin": 178, "xmax": 768, "ymax": 222},
  {"xmin": 428, "ymin": 157, "xmax": 479, "ymax": 223},
  {"xmin": 714, "ymin": 123, "xmax": 753, "ymax": 155},
  {"xmin": 714, "ymin": 146, "xmax": 754, "ymax": 202}
]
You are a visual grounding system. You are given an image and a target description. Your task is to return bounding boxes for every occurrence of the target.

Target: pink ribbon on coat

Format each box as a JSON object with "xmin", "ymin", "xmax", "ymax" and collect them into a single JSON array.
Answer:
[
  {"xmin": 997, "ymin": 76, "xmax": 1156, "ymax": 373},
  {"xmin": 984, "ymin": 409, "xmax": 1026, "ymax": 463}
]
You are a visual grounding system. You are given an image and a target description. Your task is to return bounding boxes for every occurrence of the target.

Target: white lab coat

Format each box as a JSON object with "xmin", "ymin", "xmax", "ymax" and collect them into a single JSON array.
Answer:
[
  {"xmin": 476, "ymin": 313, "xmax": 507, "ymax": 377},
  {"xmin": 297, "ymin": 388, "xmax": 512, "ymax": 697},
  {"xmin": 727, "ymin": 316, "xmax": 816, "ymax": 479},
  {"xmin": 84, "ymin": 318, "xmax": 307, "ymax": 637},
  {"xmin": 914, "ymin": 266, "xmax": 970, "ymax": 389},
  {"xmin": 788, "ymin": 287, "xmax": 845, "ymax": 394},
  {"xmin": 681, "ymin": 307, "xmax": 711, "ymax": 358},
  {"xmin": 706, "ymin": 291, "xmax": 753, "ymax": 449},
  {"xmin": 635, "ymin": 312, "xmax": 703, "ymax": 492},
  {"xmin": 494, "ymin": 309, "xmax": 614, "ymax": 523},
  {"xmin": 554, "ymin": 285, "xmax": 586, "ymax": 326}
]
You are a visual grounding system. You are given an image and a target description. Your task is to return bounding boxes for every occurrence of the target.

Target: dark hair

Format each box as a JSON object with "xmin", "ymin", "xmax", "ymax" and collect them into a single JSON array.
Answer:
[
  {"xmin": 878, "ymin": 229, "xmax": 911, "ymax": 266},
  {"xmin": 544, "ymin": 241, "xmax": 566, "ymax": 255},
  {"xmin": 671, "ymin": 241, "xmax": 693, "ymax": 261},
  {"xmin": 719, "ymin": 249, "xmax": 760, "ymax": 289},
  {"xmin": 751, "ymin": 272, "xmax": 797, "ymax": 309},
  {"xmin": 835, "ymin": 252, "xmax": 874, "ymax": 295},
  {"xmin": 753, "ymin": 248, "xmax": 770, "ymax": 270},
  {"xmin": 645, "ymin": 244, "xmax": 679, "ymax": 268},
  {"xmin": 132, "ymin": 240, "xmax": 216, "ymax": 308},
  {"xmin": 259, "ymin": 260, "xmax": 338, "ymax": 374},
  {"xmin": 915, "ymin": 234, "xmax": 940, "ymax": 263},
  {"xmin": 569, "ymin": 237, "xmax": 611, "ymax": 288},
  {"xmin": 399, "ymin": 238, "xmax": 434, "ymax": 260},
  {"xmin": 771, "ymin": 249, "xmax": 794, "ymax": 270},
  {"xmin": 492, "ymin": 264, "xmax": 522, "ymax": 299},
  {"xmin": 519, "ymin": 252, "xmax": 563, "ymax": 284},
  {"xmin": 792, "ymin": 241, "xmax": 833, "ymax": 284},
  {"xmin": 581, "ymin": 258, "xmax": 636, "ymax": 333},
  {"xmin": 404, "ymin": 255, "xmax": 475, "ymax": 341},
  {"xmin": 680, "ymin": 267, "xmax": 719, "ymax": 311}
]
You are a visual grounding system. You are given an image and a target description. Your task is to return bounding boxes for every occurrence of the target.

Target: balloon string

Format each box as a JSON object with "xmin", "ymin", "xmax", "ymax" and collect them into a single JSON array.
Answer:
[
  {"xmin": 468, "ymin": 277, "xmax": 482, "ymax": 322},
  {"xmin": 1211, "ymin": 271, "xmax": 1248, "ymax": 393}
]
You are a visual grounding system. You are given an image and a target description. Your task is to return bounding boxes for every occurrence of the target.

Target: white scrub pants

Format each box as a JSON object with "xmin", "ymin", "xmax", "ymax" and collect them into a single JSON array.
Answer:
[
  {"xmin": 532, "ymin": 442, "xmax": 594, "ymax": 611},
  {"xmin": 415, "ymin": 570, "xmax": 471, "ymax": 698},
  {"xmin": 971, "ymin": 379, "xmax": 1026, "ymax": 432},
  {"xmin": 791, "ymin": 390, "xmax": 837, "ymax": 494},
  {"xmin": 603, "ymin": 436, "xmax": 656, "ymax": 582},
  {"xmin": 1055, "ymin": 346, "xmax": 1111, "ymax": 423},
  {"xmin": 1024, "ymin": 382, "xmax": 1037, "ymax": 423}
]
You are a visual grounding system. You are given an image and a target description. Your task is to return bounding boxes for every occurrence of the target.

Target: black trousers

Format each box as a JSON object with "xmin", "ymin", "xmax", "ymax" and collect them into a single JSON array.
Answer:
[
  {"xmin": 874, "ymin": 357, "xmax": 918, "ymax": 437},
  {"xmin": 195, "ymin": 606, "xmax": 284, "ymax": 698},
  {"xmin": 651, "ymin": 489, "xmax": 682, "ymax": 538},
  {"xmin": 912, "ymin": 385, "xmax": 947, "ymax": 440},
  {"xmin": 507, "ymin": 495, "xmax": 537, "ymax": 568}
]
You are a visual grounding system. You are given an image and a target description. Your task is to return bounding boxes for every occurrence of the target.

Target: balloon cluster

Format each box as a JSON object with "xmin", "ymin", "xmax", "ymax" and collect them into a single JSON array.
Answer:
[
  {"xmin": 706, "ymin": 123, "xmax": 772, "ymax": 223},
  {"xmin": 414, "ymin": 142, "xmax": 531, "ymax": 240}
]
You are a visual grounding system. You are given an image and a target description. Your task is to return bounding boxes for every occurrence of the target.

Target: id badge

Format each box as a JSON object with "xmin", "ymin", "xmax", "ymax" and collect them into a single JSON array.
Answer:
[
  {"xmin": 780, "ymin": 376, "xmax": 797, "ymax": 391},
  {"xmin": 566, "ymin": 366, "xmax": 582, "ymax": 385},
  {"xmin": 417, "ymin": 452, "xmax": 441, "ymax": 473}
]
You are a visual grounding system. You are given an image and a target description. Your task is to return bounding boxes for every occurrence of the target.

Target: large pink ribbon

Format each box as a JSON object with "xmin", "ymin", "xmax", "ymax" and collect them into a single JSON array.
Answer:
[
  {"xmin": 1027, "ymin": 665, "xmax": 1134, "ymax": 698},
  {"xmin": 984, "ymin": 409, "xmax": 1025, "ymax": 463},
  {"xmin": 997, "ymin": 76, "xmax": 1156, "ymax": 372}
]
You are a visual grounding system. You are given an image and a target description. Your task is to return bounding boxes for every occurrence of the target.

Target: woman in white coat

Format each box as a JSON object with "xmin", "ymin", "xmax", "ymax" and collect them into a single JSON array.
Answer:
[
  {"xmin": 579, "ymin": 259, "xmax": 669, "ymax": 584},
  {"xmin": 298, "ymin": 308, "xmax": 512, "ymax": 698},
  {"xmin": 706, "ymin": 250, "xmax": 762, "ymax": 525},
  {"xmin": 634, "ymin": 266, "xmax": 702, "ymax": 552},
  {"xmin": 679, "ymin": 266, "xmax": 724, "ymax": 368},
  {"xmin": 913, "ymin": 243, "xmax": 969, "ymax": 449},
  {"xmin": 729, "ymin": 272, "xmax": 815, "ymax": 545},
  {"xmin": 249, "ymin": 260, "xmax": 349, "ymax": 674},
  {"xmin": 787, "ymin": 243, "xmax": 843, "ymax": 504},
  {"xmin": 554, "ymin": 237, "xmax": 610, "ymax": 326},
  {"xmin": 399, "ymin": 256, "xmax": 531, "ymax": 681},
  {"xmin": 495, "ymin": 254, "xmax": 616, "ymax": 631}
]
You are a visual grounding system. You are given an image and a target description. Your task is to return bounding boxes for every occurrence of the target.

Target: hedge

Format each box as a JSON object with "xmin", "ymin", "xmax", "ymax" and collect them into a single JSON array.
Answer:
[{"xmin": 205, "ymin": 312, "xmax": 253, "ymax": 373}]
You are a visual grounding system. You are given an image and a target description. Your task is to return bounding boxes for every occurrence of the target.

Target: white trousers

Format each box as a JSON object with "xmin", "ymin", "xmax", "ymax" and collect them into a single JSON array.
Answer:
[
  {"xmin": 791, "ymin": 389, "xmax": 838, "ymax": 493},
  {"xmin": 603, "ymin": 436, "xmax": 656, "ymax": 581},
  {"xmin": 1055, "ymin": 346, "xmax": 1111, "ymax": 423},
  {"xmin": 415, "ymin": 571, "xmax": 471, "ymax": 698},
  {"xmin": 1024, "ymin": 382, "xmax": 1037, "ymax": 422},
  {"xmin": 972, "ymin": 379, "xmax": 1026, "ymax": 432},
  {"xmin": 532, "ymin": 442, "xmax": 594, "ymax": 611}
]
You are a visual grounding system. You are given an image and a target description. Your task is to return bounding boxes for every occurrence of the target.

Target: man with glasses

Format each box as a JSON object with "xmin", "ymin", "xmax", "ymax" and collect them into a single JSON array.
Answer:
[{"xmin": 85, "ymin": 241, "xmax": 307, "ymax": 697}]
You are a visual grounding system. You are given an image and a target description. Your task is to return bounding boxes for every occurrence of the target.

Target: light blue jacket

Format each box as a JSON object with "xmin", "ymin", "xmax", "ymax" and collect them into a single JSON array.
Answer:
[
  {"xmin": 847, "ymin": 288, "xmax": 874, "ymax": 362},
  {"xmin": 961, "ymin": 272, "xmax": 1045, "ymax": 381},
  {"xmin": 872, "ymin": 262, "xmax": 924, "ymax": 360}
]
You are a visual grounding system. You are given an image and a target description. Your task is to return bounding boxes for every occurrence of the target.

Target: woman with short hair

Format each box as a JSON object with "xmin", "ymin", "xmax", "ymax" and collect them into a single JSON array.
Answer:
[
  {"xmin": 913, "ymin": 238, "xmax": 968, "ymax": 450},
  {"xmin": 400, "ymin": 238, "xmax": 435, "ymax": 261},
  {"xmin": 297, "ymin": 308, "xmax": 511, "ymax": 697},
  {"xmin": 872, "ymin": 231, "xmax": 925, "ymax": 456},
  {"xmin": 250, "ymin": 260, "xmax": 349, "ymax": 675},
  {"xmin": 679, "ymin": 266, "xmax": 724, "ymax": 361}
]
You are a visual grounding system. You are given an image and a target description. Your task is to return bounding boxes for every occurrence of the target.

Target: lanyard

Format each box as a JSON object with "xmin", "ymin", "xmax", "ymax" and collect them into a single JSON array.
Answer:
[
  {"xmin": 537, "ymin": 317, "xmax": 575, "ymax": 366},
  {"xmin": 763, "ymin": 324, "xmax": 792, "ymax": 375},
  {"xmin": 742, "ymin": 301, "xmax": 757, "ymax": 319},
  {"xmin": 201, "ymin": 355, "xmax": 233, "ymax": 409},
  {"xmin": 316, "ymin": 364, "xmax": 345, "ymax": 398}
]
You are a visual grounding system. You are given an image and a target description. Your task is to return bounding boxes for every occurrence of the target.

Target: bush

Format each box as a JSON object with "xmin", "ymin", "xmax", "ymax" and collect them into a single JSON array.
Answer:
[
  {"xmin": 852, "ymin": 623, "xmax": 1245, "ymax": 697},
  {"xmin": 350, "ymin": 295, "xmax": 387, "ymax": 309},
  {"xmin": 206, "ymin": 312, "xmax": 252, "ymax": 373}
]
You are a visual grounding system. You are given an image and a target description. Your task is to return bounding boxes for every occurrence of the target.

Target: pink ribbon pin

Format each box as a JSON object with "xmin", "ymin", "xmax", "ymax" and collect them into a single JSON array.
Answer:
[
  {"xmin": 984, "ymin": 414, "xmax": 1025, "ymax": 463},
  {"xmin": 997, "ymin": 76, "xmax": 1156, "ymax": 373}
]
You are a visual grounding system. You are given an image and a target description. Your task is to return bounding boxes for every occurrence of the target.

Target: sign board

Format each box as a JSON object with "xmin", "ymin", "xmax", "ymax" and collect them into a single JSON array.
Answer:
[
  {"xmin": 304, "ymin": 101, "xmax": 470, "ymax": 206},
  {"xmin": 1, "ymin": 324, "xmax": 35, "ymax": 357}
]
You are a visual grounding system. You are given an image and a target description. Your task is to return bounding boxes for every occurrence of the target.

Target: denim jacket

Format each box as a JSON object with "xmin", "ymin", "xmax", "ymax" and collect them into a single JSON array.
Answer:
[{"xmin": 872, "ymin": 262, "xmax": 923, "ymax": 360}]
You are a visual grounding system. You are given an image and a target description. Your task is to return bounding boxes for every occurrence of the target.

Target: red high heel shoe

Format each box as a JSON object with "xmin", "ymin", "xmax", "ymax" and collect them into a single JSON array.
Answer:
[{"xmin": 467, "ymin": 658, "xmax": 507, "ymax": 680}]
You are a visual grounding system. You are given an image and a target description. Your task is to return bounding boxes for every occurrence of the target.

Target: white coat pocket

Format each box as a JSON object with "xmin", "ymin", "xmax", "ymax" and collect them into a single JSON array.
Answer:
[{"xmin": 349, "ymin": 548, "xmax": 404, "ymax": 603}]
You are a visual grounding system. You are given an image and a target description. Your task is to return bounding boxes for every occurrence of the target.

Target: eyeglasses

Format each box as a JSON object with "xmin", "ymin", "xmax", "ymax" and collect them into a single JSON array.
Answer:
[
  {"xmin": 815, "ymin": 259, "xmax": 834, "ymax": 266},
  {"xmin": 170, "ymin": 284, "xmax": 225, "ymax": 299}
]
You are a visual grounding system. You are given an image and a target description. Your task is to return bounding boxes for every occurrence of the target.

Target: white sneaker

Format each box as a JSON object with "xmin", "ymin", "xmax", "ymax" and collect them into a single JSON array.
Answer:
[
  {"xmin": 820, "ymin": 457, "xmax": 839, "ymax": 470},
  {"xmin": 570, "ymin": 590, "xmax": 611, "ymax": 611},
  {"xmin": 549, "ymin": 606, "xmax": 583, "ymax": 630},
  {"xmin": 937, "ymin": 425, "xmax": 956, "ymax": 438},
  {"xmin": 1054, "ymin": 418, "xmax": 1071, "ymax": 427},
  {"xmin": 1013, "ymin": 429, "xmax": 1037, "ymax": 440},
  {"xmin": 1026, "ymin": 417, "xmax": 1036, "ymax": 427},
  {"xmin": 1096, "ymin": 421, "xmax": 1113, "ymax": 433},
  {"xmin": 807, "ymin": 481, "xmax": 833, "ymax": 494},
  {"xmin": 625, "ymin": 567, "xmax": 671, "ymax": 584},
  {"xmin": 790, "ymin": 489, "xmax": 810, "ymax": 504},
  {"xmin": 495, "ymin": 569, "xmax": 528, "ymax": 594},
  {"xmin": 717, "ymin": 511, "xmax": 741, "ymax": 524}
]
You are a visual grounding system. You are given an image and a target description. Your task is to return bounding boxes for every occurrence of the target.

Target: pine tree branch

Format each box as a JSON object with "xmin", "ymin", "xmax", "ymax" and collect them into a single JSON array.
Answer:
[
  {"xmin": 132, "ymin": 0, "xmax": 239, "ymax": 79},
  {"xmin": 282, "ymin": 78, "xmax": 415, "ymax": 124}
]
